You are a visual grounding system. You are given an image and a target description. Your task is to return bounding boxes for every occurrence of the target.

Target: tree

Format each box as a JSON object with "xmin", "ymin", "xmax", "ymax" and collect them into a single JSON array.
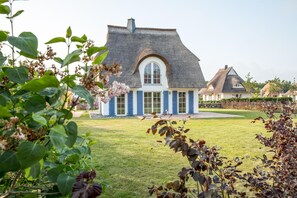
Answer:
[
  {"xmin": 267, "ymin": 77, "xmax": 283, "ymax": 97},
  {"xmin": 242, "ymin": 72, "xmax": 259, "ymax": 97},
  {"xmin": 0, "ymin": 1, "xmax": 128, "ymax": 197}
]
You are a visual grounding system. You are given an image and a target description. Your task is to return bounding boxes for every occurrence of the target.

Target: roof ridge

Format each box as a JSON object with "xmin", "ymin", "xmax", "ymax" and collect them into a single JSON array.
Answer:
[{"xmin": 108, "ymin": 25, "xmax": 176, "ymax": 32}]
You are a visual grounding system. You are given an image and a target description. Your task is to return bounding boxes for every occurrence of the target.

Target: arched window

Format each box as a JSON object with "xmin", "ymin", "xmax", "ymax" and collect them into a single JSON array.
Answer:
[{"xmin": 144, "ymin": 62, "xmax": 161, "ymax": 84}]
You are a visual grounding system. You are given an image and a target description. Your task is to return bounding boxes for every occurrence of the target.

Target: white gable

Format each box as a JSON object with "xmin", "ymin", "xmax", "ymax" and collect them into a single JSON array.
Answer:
[{"xmin": 228, "ymin": 68, "xmax": 237, "ymax": 75}]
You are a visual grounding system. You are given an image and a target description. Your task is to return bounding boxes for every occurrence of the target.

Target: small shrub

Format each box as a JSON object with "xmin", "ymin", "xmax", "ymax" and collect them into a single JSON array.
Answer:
[
  {"xmin": 146, "ymin": 114, "xmax": 245, "ymax": 197},
  {"xmin": 240, "ymin": 104, "xmax": 297, "ymax": 197}
]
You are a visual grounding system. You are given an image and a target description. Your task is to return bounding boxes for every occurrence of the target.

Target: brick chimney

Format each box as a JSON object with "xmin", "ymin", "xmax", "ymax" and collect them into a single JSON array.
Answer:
[
  {"xmin": 127, "ymin": 18, "xmax": 136, "ymax": 33},
  {"xmin": 225, "ymin": 65, "xmax": 228, "ymax": 70}
]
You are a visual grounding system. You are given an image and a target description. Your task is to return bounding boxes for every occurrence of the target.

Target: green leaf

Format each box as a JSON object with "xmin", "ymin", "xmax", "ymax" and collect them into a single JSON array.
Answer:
[
  {"xmin": 87, "ymin": 46, "xmax": 107, "ymax": 57},
  {"xmin": 71, "ymin": 85, "xmax": 94, "ymax": 109},
  {"xmin": 54, "ymin": 57, "xmax": 63, "ymax": 64},
  {"xmin": 65, "ymin": 121, "xmax": 78, "ymax": 148},
  {"xmin": 6, "ymin": 9, "xmax": 24, "ymax": 19},
  {"xmin": 0, "ymin": 150, "xmax": 21, "ymax": 173},
  {"xmin": 66, "ymin": 55, "xmax": 80, "ymax": 65},
  {"xmin": 62, "ymin": 49, "xmax": 82, "ymax": 66},
  {"xmin": 66, "ymin": 26, "xmax": 72, "ymax": 38},
  {"xmin": 45, "ymin": 37, "xmax": 66, "ymax": 44},
  {"xmin": 48, "ymin": 114, "xmax": 57, "ymax": 126},
  {"xmin": 61, "ymin": 109, "xmax": 73, "ymax": 120},
  {"xmin": 81, "ymin": 34, "xmax": 87, "ymax": 41},
  {"xmin": 16, "ymin": 141, "xmax": 46, "ymax": 169},
  {"xmin": 25, "ymin": 159, "xmax": 43, "ymax": 180},
  {"xmin": 76, "ymin": 44, "xmax": 83, "ymax": 49},
  {"xmin": 22, "ymin": 74, "xmax": 59, "ymax": 92},
  {"xmin": 20, "ymin": 50, "xmax": 38, "ymax": 59},
  {"xmin": 32, "ymin": 114, "xmax": 47, "ymax": 126},
  {"xmin": 93, "ymin": 50, "xmax": 109, "ymax": 65},
  {"xmin": 61, "ymin": 74, "xmax": 77, "ymax": 88},
  {"xmin": 0, "ymin": 0, "xmax": 8, "ymax": 4},
  {"xmin": 96, "ymin": 82, "xmax": 104, "ymax": 89},
  {"xmin": 0, "ymin": 4, "xmax": 10, "ymax": 14},
  {"xmin": 57, "ymin": 173, "xmax": 75, "ymax": 195},
  {"xmin": 38, "ymin": 87, "xmax": 59, "ymax": 97},
  {"xmin": 0, "ymin": 94, "xmax": 9, "ymax": 106},
  {"xmin": 48, "ymin": 125, "xmax": 66, "ymax": 151},
  {"xmin": 47, "ymin": 165, "xmax": 64, "ymax": 183},
  {"xmin": 0, "ymin": 106, "xmax": 12, "ymax": 118},
  {"xmin": 46, "ymin": 89, "xmax": 61, "ymax": 106},
  {"xmin": 24, "ymin": 95, "xmax": 46, "ymax": 113},
  {"xmin": 3, "ymin": 66, "xmax": 28, "ymax": 84},
  {"xmin": 8, "ymin": 32, "xmax": 38, "ymax": 58},
  {"xmin": 51, "ymin": 124, "xmax": 66, "ymax": 135},
  {"xmin": 65, "ymin": 153, "xmax": 80, "ymax": 164},
  {"xmin": 49, "ymin": 130, "xmax": 67, "ymax": 153},
  {"xmin": 0, "ymin": 30, "xmax": 8, "ymax": 42},
  {"xmin": 71, "ymin": 36, "xmax": 86, "ymax": 43},
  {"xmin": 0, "ymin": 51, "xmax": 6, "ymax": 66}
]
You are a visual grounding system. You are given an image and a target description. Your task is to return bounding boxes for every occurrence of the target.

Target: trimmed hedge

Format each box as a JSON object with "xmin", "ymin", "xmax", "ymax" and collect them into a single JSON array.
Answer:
[
  {"xmin": 199, "ymin": 97, "xmax": 293, "ymax": 110},
  {"xmin": 221, "ymin": 97, "xmax": 292, "ymax": 103}
]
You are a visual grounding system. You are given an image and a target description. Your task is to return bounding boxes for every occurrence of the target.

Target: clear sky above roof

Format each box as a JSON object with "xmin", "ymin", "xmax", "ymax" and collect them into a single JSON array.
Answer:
[{"xmin": 1, "ymin": 0, "xmax": 296, "ymax": 82}]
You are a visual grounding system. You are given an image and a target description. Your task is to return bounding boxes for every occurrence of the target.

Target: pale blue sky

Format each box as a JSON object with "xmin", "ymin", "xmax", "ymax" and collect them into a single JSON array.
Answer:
[{"xmin": 1, "ymin": 0, "xmax": 296, "ymax": 82}]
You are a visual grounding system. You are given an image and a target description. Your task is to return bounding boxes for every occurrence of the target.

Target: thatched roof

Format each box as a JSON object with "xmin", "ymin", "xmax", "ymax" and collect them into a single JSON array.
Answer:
[
  {"xmin": 103, "ymin": 19, "xmax": 206, "ymax": 88},
  {"xmin": 199, "ymin": 66, "xmax": 246, "ymax": 94}
]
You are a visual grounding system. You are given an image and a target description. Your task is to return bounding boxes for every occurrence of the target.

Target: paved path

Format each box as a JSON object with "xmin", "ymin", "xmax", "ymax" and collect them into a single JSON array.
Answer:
[
  {"xmin": 74, "ymin": 111, "xmax": 242, "ymax": 119},
  {"xmin": 138, "ymin": 112, "xmax": 242, "ymax": 119},
  {"xmin": 72, "ymin": 111, "xmax": 85, "ymax": 118}
]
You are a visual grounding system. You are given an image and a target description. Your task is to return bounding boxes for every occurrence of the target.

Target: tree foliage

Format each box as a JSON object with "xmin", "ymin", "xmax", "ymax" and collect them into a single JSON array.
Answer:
[{"xmin": 0, "ymin": 1, "xmax": 128, "ymax": 197}]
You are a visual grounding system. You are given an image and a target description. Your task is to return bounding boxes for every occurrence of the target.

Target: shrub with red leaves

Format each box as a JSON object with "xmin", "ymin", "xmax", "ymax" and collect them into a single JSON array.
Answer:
[
  {"xmin": 72, "ymin": 170, "xmax": 102, "ymax": 198},
  {"xmin": 241, "ymin": 103, "xmax": 297, "ymax": 197},
  {"xmin": 146, "ymin": 115, "xmax": 246, "ymax": 197}
]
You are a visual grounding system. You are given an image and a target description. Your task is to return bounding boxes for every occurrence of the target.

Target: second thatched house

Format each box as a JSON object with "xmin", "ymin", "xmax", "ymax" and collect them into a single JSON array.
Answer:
[
  {"xmin": 100, "ymin": 18, "xmax": 206, "ymax": 116},
  {"xmin": 199, "ymin": 65, "xmax": 251, "ymax": 101}
]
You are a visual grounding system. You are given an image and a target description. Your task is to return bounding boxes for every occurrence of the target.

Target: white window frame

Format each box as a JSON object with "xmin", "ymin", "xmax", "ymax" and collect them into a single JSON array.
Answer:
[
  {"xmin": 139, "ymin": 57, "xmax": 168, "ymax": 89},
  {"xmin": 144, "ymin": 62, "xmax": 161, "ymax": 85},
  {"xmin": 178, "ymin": 91, "xmax": 187, "ymax": 114},
  {"xmin": 143, "ymin": 92, "xmax": 161, "ymax": 114},
  {"xmin": 233, "ymin": 83, "xmax": 244, "ymax": 88},
  {"xmin": 115, "ymin": 94, "xmax": 127, "ymax": 116}
]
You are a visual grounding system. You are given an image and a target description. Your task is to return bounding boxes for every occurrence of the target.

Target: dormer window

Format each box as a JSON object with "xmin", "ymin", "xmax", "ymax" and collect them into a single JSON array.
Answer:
[
  {"xmin": 233, "ymin": 83, "xmax": 243, "ymax": 88},
  {"xmin": 144, "ymin": 62, "xmax": 160, "ymax": 84}
]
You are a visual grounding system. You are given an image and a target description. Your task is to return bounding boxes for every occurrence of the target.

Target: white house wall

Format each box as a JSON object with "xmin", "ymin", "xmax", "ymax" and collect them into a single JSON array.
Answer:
[
  {"xmin": 194, "ymin": 89, "xmax": 199, "ymax": 113},
  {"xmin": 133, "ymin": 89, "xmax": 137, "ymax": 115}
]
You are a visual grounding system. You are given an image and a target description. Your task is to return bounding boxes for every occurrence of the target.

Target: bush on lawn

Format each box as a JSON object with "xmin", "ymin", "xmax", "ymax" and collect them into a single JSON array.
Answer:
[{"xmin": 147, "ymin": 103, "xmax": 297, "ymax": 197}]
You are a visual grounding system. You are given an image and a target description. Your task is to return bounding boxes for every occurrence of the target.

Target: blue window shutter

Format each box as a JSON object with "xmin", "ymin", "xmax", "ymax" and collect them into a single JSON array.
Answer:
[
  {"xmin": 188, "ymin": 91, "xmax": 194, "ymax": 114},
  {"xmin": 172, "ymin": 91, "xmax": 177, "ymax": 114},
  {"xmin": 128, "ymin": 91, "xmax": 133, "ymax": 116},
  {"xmin": 109, "ymin": 97, "xmax": 115, "ymax": 116},
  {"xmin": 137, "ymin": 91, "xmax": 143, "ymax": 115},
  {"xmin": 163, "ymin": 91, "xmax": 169, "ymax": 113}
]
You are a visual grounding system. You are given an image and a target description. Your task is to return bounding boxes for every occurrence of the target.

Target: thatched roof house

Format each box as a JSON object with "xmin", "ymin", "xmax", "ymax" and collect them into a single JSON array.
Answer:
[
  {"xmin": 260, "ymin": 82, "xmax": 285, "ymax": 97},
  {"xmin": 100, "ymin": 18, "xmax": 206, "ymax": 116},
  {"xmin": 199, "ymin": 66, "xmax": 250, "ymax": 101}
]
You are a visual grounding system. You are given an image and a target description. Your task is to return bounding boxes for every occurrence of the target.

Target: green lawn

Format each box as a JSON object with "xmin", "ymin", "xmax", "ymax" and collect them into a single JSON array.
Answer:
[
  {"xmin": 74, "ymin": 110, "xmax": 268, "ymax": 197},
  {"xmin": 200, "ymin": 108, "xmax": 267, "ymax": 119}
]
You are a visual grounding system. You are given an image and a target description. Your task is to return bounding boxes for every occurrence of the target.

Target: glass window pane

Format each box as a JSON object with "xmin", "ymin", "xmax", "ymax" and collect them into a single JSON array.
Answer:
[
  {"xmin": 153, "ymin": 92, "xmax": 161, "ymax": 113},
  {"xmin": 179, "ymin": 92, "xmax": 186, "ymax": 113},
  {"xmin": 144, "ymin": 64, "xmax": 151, "ymax": 84},
  {"xmin": 144, "ymin": 92, "xmax": 152, "ymax": 114},
  {"xmin": 153, "ymin": 63, "xmax": 160, "ymax": 84},
  {"xmin": 117, "ymin": 95, "xmax": 125, "ymax": 115},
  {"xmin": 144, "ymin": 92, "xmax": 161, "ymax": 114}
]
